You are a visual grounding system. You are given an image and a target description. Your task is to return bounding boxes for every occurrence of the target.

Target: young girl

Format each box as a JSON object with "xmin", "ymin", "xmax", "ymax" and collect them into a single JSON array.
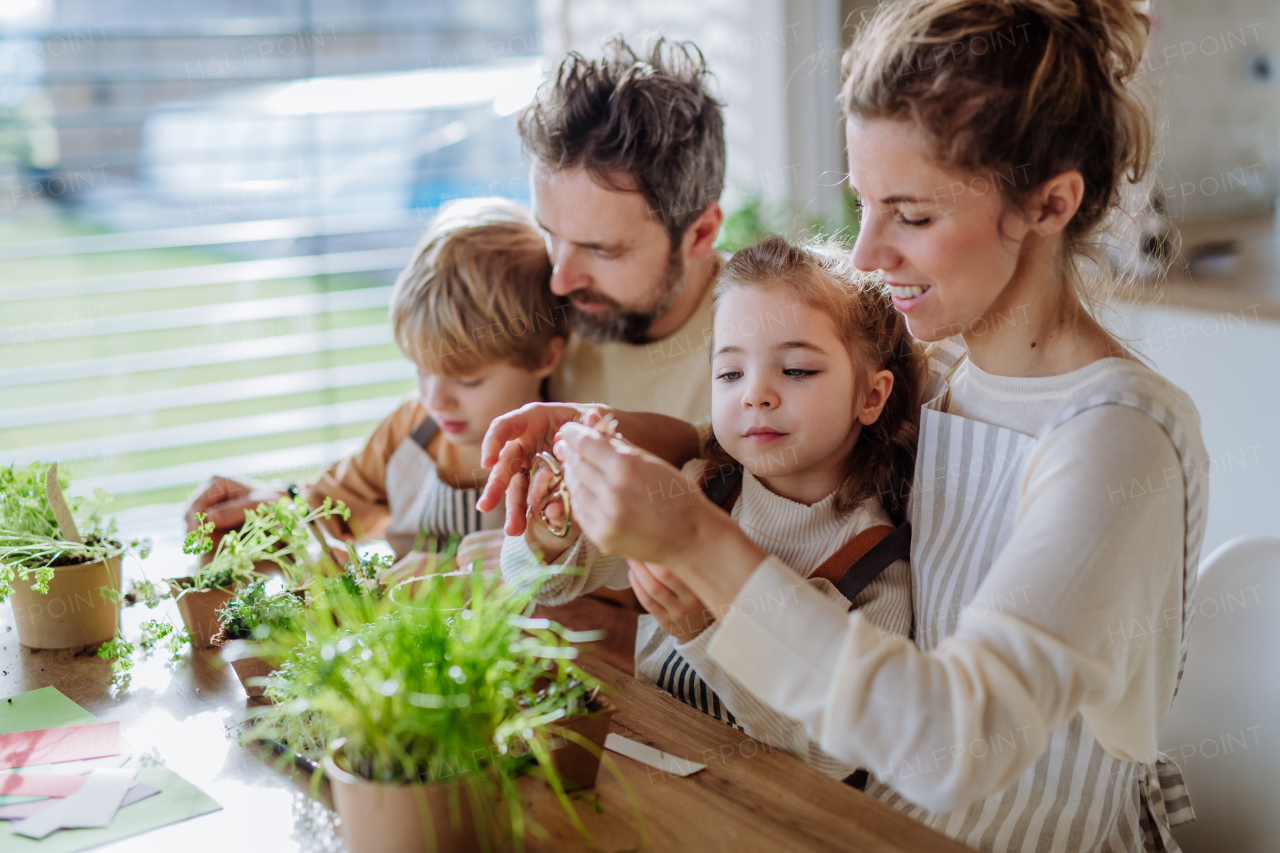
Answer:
[{"xmin": 502, "ymin": 235, "xmax": 922, "ymax": 779}]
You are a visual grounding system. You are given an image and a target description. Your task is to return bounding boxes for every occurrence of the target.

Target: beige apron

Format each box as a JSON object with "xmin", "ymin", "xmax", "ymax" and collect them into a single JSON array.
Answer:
[
  {"xmin": 867, "ymin": 344, "xmax": 1204, "ymax": 853},
  {"xmin": 384, "ymin": 418, "xmax": 503, "ymax": 559}
]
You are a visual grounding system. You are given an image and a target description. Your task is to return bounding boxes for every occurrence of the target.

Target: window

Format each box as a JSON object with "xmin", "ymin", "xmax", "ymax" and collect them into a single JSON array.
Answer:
[{"xmin": 0, "ymin": 1, "xmax": 546, "ymax": 572}]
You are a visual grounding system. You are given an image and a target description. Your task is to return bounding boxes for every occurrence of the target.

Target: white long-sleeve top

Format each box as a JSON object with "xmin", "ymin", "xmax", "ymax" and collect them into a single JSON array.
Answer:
[
  {"xmin": 500, "ymin": 459, "xmax": 913, "ymax": 777},
  {"xmin": 707, "ymin": 355, "xmax": 1199, "ymax": 815}
]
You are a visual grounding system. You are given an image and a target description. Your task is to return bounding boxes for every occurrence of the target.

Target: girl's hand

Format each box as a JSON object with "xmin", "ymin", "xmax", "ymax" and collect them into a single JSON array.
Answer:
[
  {"xmin": 514, "ymin": 464, "xmax": 580, "ymax": 563},
  {"xmin": 629, "ymin": 559, "xmax": 714, "ymax": 644}
]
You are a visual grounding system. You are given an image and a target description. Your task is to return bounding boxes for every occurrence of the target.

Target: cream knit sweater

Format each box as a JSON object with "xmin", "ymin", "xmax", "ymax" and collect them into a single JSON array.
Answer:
[{"xmin": 500, "ymin": 459, "xmax": 913, "ymax": 778}]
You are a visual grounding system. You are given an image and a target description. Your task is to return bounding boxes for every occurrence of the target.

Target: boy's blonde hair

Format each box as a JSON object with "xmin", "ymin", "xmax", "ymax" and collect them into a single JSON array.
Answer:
[
  {"xmin": 708, "ymin": 235, "xmax": 924, "ymax": 524},
  {"xmin": 390, "ymin": 197, "xmax": 567, "ymax": 376}
]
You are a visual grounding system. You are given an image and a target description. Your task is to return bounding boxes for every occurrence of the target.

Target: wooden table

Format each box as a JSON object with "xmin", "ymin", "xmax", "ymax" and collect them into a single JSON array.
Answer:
[{"xmin": 0, "ymin": 597, "xmax": 971, "ymax": 853}]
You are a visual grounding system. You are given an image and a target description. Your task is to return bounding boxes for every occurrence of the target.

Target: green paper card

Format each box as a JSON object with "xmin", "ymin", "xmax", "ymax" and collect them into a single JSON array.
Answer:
[
  {"xmin": 0, "ymin": 687, "xmax": 97, "ymax": 734},
  {"xmin": 0, "ymin": 687, "xmax": 221, "ymax": 852}
]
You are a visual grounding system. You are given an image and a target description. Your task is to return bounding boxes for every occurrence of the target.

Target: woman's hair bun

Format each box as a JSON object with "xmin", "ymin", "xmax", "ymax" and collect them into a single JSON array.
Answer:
[{"xmin": 842, "ymin": 0, "xmax": 1156, "ymax": 302}]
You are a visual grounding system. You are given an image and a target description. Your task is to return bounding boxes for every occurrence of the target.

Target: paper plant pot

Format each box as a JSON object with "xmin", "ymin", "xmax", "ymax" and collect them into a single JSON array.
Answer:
[
  {"xmin": 172, "ymin": 579, "xmax": 235, "ymax": 649},
  {"xmin": 9, "ymin": 555, "xmax": 121, "ymax": 650},
  {"xmin": 544, "ymin": 696, "xmax": 616, "ymax": 791},
  {"xmin": 323, "ymin": 757, "xmax": 497, "ymax": 853},
  {"xmin": 212, "ymin": 633, "xmax": 277, "ymax": 698}
]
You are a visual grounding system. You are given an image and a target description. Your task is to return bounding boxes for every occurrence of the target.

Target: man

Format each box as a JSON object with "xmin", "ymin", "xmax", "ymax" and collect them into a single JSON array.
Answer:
[
  {"xmin": 526, "ymin": 36, "xmax": 725, "ymax": 424},
  {"xmin": 185, "ymin": 39, "xmax": 726, "ymax": 667}
]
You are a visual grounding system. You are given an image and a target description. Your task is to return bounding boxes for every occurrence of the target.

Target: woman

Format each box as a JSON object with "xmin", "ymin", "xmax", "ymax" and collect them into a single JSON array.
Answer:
[{"xmin": 479, "ymin": 0, "xmax": 1207, "ymax": 849}]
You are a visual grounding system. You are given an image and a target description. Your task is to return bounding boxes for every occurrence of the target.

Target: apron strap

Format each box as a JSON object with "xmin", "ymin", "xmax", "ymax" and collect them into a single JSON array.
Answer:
[
  {"xmin": 810, "ymin": 525, "xmax": 895, "ymax": 585},
  {"xmin": 1149, "ymin": 753, "xmax": 1196, "ymax": 827},
  {"xmin": 410, "ymin": 417, "xmax": 439, "ymax": 449},
  {"xmin": 1140, "ymin": 753, "xmax": 1196, "ymax": 851},
  {"xmin": 825, "ymin": 522, "xmax": 912, "ymax": 605},
  {"xmin": 701, "ymin": 461, "xmax": 744, "ymax": 511}
]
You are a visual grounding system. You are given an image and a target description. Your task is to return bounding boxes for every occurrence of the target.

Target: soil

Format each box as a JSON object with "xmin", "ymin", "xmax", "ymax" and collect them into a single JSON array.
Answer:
[{"xmin": 45, "ymin": 537, "xmax": 121, "ymax": 567}]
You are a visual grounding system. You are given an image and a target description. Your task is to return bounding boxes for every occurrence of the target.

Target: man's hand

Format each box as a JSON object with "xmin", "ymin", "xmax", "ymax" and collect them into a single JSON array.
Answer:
[
  {"xmin": 477, "ymin": 402, "xmax": 602, "ymax": 534},
  {"xmin": 184, "ymin": 475, "xmax": 285, "ymax": 531},
  {"xmin": 628, "ymin": 559, "xmax": 714, "ymax": 644}
]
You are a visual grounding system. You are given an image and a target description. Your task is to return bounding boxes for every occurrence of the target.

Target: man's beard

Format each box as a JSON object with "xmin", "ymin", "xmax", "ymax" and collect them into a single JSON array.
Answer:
[{"xmin": 565, "ymin": 250, "xmax": 687, "ymax": 344}]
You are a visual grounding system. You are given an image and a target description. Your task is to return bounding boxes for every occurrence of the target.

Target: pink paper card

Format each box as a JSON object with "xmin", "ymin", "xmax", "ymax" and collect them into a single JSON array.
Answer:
[
  {"xmin": 0, "ymin": 774, "xmax": 85, "ymax": 797},
  {"xmin": 0, "ymin": 722, "xmax": 119, "ymax": 770}
]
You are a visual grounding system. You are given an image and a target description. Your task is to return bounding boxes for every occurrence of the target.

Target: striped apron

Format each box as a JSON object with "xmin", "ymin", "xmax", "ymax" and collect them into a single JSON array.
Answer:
[
  {"xmin": 866, "ymin": 343, "xmax": 1205, "ymax": 853},
  {"xmin": 384, "ymin": 418, "xmax": 503, "ymax": 559}
]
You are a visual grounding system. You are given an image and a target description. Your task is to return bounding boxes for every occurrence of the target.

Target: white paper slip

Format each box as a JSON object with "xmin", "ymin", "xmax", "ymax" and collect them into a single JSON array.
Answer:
[
  {"xmin": 13, "ymin": 766, "xmax": 137, "ymax": 839},
  {"xmin": 604, "ymin": 733, "xmax": 706, "ymax": 777}
]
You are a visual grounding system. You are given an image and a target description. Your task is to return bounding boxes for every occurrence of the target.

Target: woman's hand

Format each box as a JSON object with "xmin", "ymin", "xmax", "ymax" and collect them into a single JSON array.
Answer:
[
  {"xmin": 553, "ymin": 422, "xmax": 766, "ymax": 610},
  {"xmin": 552, "ymin": 422, "xmax": 699, "ymax": 563},
  {"xmin": 629, "ymin": 559, "xmax": 714, "ymax": 643}
]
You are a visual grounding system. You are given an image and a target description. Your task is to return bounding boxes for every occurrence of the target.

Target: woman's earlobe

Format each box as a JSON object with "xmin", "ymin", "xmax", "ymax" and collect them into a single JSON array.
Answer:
[{"xmin": 1034, "ymin": 170, "xmax": 1085, "ymax": 233}]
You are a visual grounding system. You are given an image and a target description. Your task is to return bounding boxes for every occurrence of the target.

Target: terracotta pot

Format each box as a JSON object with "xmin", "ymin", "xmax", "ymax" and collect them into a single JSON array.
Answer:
[
  {"xmin": 8, "ymin": 554, "xmax": 122, "ymax": 650},
  {"xmin": 172, "ymin": 579, "xmax": 235, "ymax": 649},
  {"xmin": 544, "ymin": 697, "xmax": 616, "ymax": 791},
  {"xmin": 323, "ymin": 756, "xmax": 498, "ymax": 853},
  {"xmin": 212, "ymin": 633, "xmax": 276, "ymax": 698}
]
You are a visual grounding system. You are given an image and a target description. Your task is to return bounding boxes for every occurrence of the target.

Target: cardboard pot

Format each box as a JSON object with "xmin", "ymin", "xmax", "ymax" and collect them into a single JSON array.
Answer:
[
  {"xmin": 172, "ymin": 579, "xmax": 235, "ymax": 649},
  {"xmin": 545, "ymin": 696, "xmax": 616, "ymax": 790},
  {"xmin": 9, "ymin": 554, "xmax": 121, "ymax": 650},
  {"xmin": 213, "ymin": 633, "xmax": 276, "ymax": 698},
  {"xmin": 323, "ymin": 756, "xmax": 497, "ymax": 853}
]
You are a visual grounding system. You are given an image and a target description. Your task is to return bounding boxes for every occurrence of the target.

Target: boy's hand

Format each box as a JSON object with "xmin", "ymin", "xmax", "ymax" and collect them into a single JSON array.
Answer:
[
  {"xmin": 628, "ymin": 559, "xmax": 714, "ymax": 644},
  {"xmin": 185, "ymin": 475, "xmax": 284, "ymax": 531}
]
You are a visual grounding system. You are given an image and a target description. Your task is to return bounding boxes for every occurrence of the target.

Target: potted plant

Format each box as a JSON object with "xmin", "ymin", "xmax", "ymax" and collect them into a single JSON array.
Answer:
[
  {"xmin": 522, "ymin": 676, "xmax": 617, "ymax": 791},
  {"xmin": 0, "ymin": 462, "xmax": 149, "ymax": 651},
  {"xmin": 174, "ymin": 496, "xmax": 348, "ymax": 648},
  {"xmin": 246, "ymin": 569, "xmax": 629, "ymax": 853},
  {"xmin": 213, "ymin": 579, "xmax": 304, "ymax": 698}
]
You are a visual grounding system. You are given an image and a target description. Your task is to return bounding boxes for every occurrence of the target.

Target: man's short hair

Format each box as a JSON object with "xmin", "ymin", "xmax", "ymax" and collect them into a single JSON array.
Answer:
[
  {"xmin": 519, "ymin": 36, "xmax": 726, "ymax": 247},
  {"xmin": 390, "ymin": 197, "xmax": 568, "ymax": 376}
]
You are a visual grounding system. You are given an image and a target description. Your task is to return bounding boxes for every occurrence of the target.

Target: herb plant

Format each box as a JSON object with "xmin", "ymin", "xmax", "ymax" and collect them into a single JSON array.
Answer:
[
  {"xmin": 217, "ymin": 579, "xmax": 303, "ymax": 642},
  {"xmin": 178, "ymin": 496, "xmax": 350, "ymax": 594},
  {"xmin": 0, "ymin": 462, "xmax": 148, "ymax": 601}
]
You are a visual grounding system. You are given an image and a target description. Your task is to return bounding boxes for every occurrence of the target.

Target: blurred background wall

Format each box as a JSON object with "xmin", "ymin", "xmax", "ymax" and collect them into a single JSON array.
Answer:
[{"xmin": 1, "ymin": 0, "xmax": 1277, "ymax": 574}]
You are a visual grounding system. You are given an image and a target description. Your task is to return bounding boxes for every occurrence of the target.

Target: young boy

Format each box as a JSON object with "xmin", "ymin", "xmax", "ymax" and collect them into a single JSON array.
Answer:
[
  {"xmin": 189, "ymin": 197, "xmax": 567, "ymax": 560},
  {"xmin": 366, "ymin": 197, "xmax": 566, "ymax": 557}
]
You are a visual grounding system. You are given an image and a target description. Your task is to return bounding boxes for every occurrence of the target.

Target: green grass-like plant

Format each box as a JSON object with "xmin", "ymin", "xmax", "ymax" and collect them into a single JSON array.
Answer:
[{"xmin": 245, "ymin": 567, "xmax": 640, "ymax": 850}]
